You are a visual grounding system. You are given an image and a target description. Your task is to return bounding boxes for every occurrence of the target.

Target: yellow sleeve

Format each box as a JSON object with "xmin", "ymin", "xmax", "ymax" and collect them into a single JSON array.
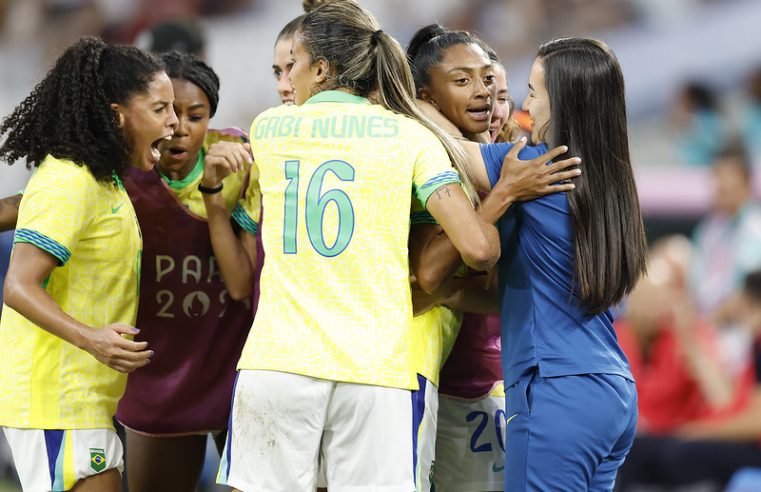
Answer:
[
  {"xmin": 232, "ymin": 159, "xmax": 261, "ymax": 236},
  {"xmin": 411, "ymin": 128, "xmax": 461, "ymax": 207},
  {"xmin": 14, "ymin": 159, "xmax": 92, "ymax": 265},
  {"xmin": 410, "ymin": 193, "xmax": 437, "ymax": 226}
]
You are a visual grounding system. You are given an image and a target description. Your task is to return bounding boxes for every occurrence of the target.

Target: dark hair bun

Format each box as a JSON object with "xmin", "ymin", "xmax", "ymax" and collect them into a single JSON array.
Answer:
[{"xmin": 407, "ymin": 24, "xmax": 446, "ymax": 62}]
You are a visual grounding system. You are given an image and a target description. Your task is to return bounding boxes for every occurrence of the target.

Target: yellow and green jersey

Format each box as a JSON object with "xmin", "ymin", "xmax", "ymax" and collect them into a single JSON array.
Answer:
[
  {"xmin": 410, "ymin": 198, "xmax": 464, "ymax": 387},
  {"xmin": 158, "ymin": 128, "xmax": 258, "ymax": 232},
  {"xmin": 0, "ymin": 155, "xmax": 142, "ymax": 429},
  {"xmin": 236, "ymin": 90, "xmax": 461, "ymax": 390},
  {"xmin": 412, "ymin": 306, "xmax": 463, "ymax": 387}
]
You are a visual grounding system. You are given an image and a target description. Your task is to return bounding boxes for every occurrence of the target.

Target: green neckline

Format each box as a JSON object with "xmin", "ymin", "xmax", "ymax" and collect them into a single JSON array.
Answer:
[
  {"xmin": 305, "ymin": 90, "xmax": 370, "ymax": 105},
  {"xmin": 159, "ymin": 147, "xmax": 205, "ymax": 191},
  {"xmin": 112, "ymin": 172, "xmax": 125, "ymax": 191}
]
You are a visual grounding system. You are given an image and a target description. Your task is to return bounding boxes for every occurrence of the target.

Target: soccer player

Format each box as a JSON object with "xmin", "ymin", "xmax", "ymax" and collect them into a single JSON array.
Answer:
[
  {"xmin": 0, "ymin": 37, "xmax": 178, "ymax": 492},
  {"xmin": 114, "ymin": 51, "xmax": 258, "ymax": 492},
  {"xmin": 272, "ymin": 15, "xmax": 301, "ymax": 105},
  {"xmin": 406, "ymin": 25, "xmax": 501, "ymax": 491},
  {"xmin": 488, "ymin": 62, "xmax": 517, "ymax": 143},
  {"xmin": 407, "ymin": 26, "xmax": 582, "ymax": 491},
  {"xmin": 271, "ymin": 1, "xmax": 335, "ymax": 107},
  {"xmin": 423, "ymin": 37, "xmax": 647, "ymax": 491},
  {"xmin": 217, "ymin": 2, "xmax": 502, "ymax": 490}
]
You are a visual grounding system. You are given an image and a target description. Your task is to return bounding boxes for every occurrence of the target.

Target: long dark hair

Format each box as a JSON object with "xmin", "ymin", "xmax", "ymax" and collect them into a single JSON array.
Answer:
[
  {"xmin": 298, "ymin": 0, "xmax": 478, "ymax": 199},
  {"xmin": 0, "ymin": 37, "xmax": 165, "ymax": 184},
  {"xmin": 539, "ymin": 37, "xmax": 647, "ymax": 314}
]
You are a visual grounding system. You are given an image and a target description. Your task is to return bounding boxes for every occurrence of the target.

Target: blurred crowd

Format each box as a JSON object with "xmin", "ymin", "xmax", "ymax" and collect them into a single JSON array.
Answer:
[
  {"xmin": 1, "ymin": 1, "xmax": 759, "ymax": 492},
  {"xmin": 615, "ymin": 142, "xmax": 761, "ymax": 491}
]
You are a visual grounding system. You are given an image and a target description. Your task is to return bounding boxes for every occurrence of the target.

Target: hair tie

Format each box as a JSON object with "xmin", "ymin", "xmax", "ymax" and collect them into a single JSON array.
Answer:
[{"xmin": 371, "ymin": 29, "xmax": 383, "ymax": 46}]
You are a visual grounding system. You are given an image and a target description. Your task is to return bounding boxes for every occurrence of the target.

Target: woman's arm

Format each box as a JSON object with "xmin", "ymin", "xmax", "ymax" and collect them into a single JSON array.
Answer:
[
  {"xmin": 3, "ymin": 244, "xmax": 152, "ymax": 373},
  {"xmin": 424, "ymin": 183, "xmax": 500, "ymax": 273},
  {"xmin": 410, "ymin": 267, "xmax": 498, "ymax": 316},
  {"xmin": 671, "ymin": 297, "xmax": 736, "ymax": 410},
  {"xmin": 417, "ymin": 99, "xmax": 580, "ymax": 196},
  {"xmin": 442, "ymin": 274, "xmax": 500, "ymax": 314},
  {"xmin": 201, "ymin": 141, "xmax": 258, "ymax": 301},
  {"xmin": 677, "ymin": 387, "xmax": 761, "ymax": 442},
  {"xmin": 413, "ymin": 141, "xmax": 579, "ymax": 293}
]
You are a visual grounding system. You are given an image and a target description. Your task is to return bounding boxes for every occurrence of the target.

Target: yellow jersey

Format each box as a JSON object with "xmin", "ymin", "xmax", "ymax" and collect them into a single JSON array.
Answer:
[
  {"xmin": 157, "ymin": 128, "xmax": 257, "ymax": 231},
  {"xmin": 412, "ymin": 306, "xmax": 463, "ymax": 387},
  {"xmin": 236, "ymin": 90, "xmax": 461, "ymax": 390},
  {"xmin": 0, "ymin": 156, "xmax": 142, "ymax": 429},
  {"xmin": 410, "ymin": 199, "xmax": 464, "ymax": 387}
]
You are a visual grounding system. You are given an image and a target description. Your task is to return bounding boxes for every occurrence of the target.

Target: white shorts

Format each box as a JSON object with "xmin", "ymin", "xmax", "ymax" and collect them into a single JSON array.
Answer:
[
  {"xmin": 218, "ymin": 369, "xmax": 415, "ymax": 492},
  {"xmin": 2, "ymin": 427, "xmax": 123, "ymax": 492},
  {"xmin": 433, "ymin": 383, "xmax": 506, "ymax": 492},
  {"xmin": 412, "ymin": 375, "xmax": 438, "ymax": 492}
]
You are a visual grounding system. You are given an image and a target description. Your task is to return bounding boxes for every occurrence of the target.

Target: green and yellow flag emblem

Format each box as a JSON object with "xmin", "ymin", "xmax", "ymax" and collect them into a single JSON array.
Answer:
[{"xmin": 89, "ymin": 448, "xmax": 106, "ymax": 473}]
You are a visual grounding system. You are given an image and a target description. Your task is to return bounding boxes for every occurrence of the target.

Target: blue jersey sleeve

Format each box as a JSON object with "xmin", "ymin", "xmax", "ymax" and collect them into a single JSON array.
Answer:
[{"xmin": 479, "ymin": 142, "xmax": 548, "ymax": 188}]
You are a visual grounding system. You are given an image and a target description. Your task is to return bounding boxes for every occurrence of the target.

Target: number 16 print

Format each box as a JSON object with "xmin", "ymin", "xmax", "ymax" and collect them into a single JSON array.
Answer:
[{"xmin": 283, "ymin": 159, "xmax": 355, "ymax": 257}]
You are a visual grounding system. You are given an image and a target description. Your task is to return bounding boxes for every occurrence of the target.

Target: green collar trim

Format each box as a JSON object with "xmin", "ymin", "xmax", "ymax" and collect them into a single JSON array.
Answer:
[
  {"xmin": 305, "ymin": 90, "xmax": 370, "ymax": 105},
  {"xmin": 112, "ymin": 172, "xmax": 125, "ymax": 191},
  {"xmin": 159, "ymin": 148, "xmax": 205, "ymax": 191}
]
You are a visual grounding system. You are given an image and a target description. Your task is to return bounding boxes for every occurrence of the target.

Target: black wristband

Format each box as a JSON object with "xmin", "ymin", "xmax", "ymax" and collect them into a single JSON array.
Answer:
[{"xmin": 198, "ymin": 181, "xmax": 224, "ymax": 194}]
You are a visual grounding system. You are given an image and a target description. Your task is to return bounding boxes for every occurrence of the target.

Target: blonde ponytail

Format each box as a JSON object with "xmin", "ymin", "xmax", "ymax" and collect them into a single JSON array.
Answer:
[{"xmin": 299, "ymin": 0, "xmax": 479, "ymax": 203}]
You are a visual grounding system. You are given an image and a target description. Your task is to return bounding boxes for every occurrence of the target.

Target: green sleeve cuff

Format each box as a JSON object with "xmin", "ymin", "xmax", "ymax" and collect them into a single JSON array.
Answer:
[
  {"xmin": 14, "ymin": 228, "xmax": 71, "ymax": 265},
  {"xmin": 232, "ymin": 204, "xmax": 259, "ymax": 235},
  {"xmin": 414, "ymin": 170, "xmax": 462, "ymax": 208}
]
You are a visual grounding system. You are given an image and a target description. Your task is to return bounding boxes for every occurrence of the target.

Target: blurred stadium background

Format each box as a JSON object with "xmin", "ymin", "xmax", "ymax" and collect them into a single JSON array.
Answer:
[{"xmin": 0, "ymin": 0, "xmax": 757, "ymax": 490}]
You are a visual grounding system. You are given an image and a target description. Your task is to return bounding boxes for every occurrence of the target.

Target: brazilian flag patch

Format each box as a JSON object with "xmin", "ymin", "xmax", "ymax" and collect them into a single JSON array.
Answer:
[{"xmin": 89, "ymin": 448, "xmax": 106, "ymax": 473}]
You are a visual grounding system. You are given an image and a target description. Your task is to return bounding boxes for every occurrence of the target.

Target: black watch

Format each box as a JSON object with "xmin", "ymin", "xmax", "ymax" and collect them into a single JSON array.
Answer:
[{"xmin": 198, "ymin": 182, "xmax": 224, "ymax": 194}]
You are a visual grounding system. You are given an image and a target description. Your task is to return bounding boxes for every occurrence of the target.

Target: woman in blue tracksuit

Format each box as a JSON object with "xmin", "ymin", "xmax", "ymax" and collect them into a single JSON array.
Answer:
[{"xmin": 419, "ymin": 36, "xmax": 647, "ymax": 491}]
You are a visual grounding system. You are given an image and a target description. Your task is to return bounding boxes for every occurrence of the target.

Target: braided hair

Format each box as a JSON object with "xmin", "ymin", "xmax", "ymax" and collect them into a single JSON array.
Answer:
[
  {"xmin": 161, "ymin": 51, "xmax": 220, "ymax": 117},
  {"xmin": 0, "ymin": 36, "xmax": 165, "ymax": 184}
]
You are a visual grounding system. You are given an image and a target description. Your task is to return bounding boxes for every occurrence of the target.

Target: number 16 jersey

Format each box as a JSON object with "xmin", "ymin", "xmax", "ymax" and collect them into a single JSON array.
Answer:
[{"xmin": 236, "ymin": 91, "xmax": 461, "ymax": 390}]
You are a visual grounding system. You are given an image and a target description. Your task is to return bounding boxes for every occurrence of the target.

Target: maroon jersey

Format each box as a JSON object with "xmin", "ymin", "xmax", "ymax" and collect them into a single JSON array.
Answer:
[
  {"xmin": 439, "ymin": 313, "xmax": 503, "ymax": 399},
  {"xmin": 116, "ymin": 167, "xmax": 260, "ymax": 434}
]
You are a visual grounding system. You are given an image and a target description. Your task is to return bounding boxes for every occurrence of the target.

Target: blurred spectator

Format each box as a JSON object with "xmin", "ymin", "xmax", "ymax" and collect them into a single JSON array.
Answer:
[
  {"xmin": 616, "ymin": 236, "xmax": 740, "ymax": 436},
  {"xmin": 441, "ymin": 0, "xmax": 640, "ymax": 61},
  {"xmin": 689, "ymin": 141, "xmax": 761, "ymax": 318},
  {"xmin": 740, "ymin": 67, "xmax": 761, "ymax": 166},
  {"xmin": 135, "ymin": 18, "xmax": 206, "ymax": 58},
  {"xmin": 671, "ymin": 82, "xmax": 730, "ymax": 166},
  {"xmin": 617, "ymin": 270, "xmax": 761, "ymax": 492}
]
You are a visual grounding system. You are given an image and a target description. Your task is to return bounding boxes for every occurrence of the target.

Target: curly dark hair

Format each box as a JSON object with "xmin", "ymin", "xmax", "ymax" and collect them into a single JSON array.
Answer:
[
  {"xmin": 0, "ymin": 36, "xmax": 165, "ymax": 184},
  {"xmin": 161, "ymin": 51, "xmax": 220, "ymax": 117}
]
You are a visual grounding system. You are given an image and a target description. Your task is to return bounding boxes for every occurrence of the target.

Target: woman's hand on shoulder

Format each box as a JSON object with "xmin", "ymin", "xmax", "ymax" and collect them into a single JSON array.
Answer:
[
  {"xmin": 495, "ymin": 137, "xmax": 581, "ymax": 202},
  {"xmin": 201, "ymin": 141, "xmax": 253, "ymax": 188}
]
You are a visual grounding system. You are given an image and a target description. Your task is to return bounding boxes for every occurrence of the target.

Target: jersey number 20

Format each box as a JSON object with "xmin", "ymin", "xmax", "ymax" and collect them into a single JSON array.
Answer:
[{"xmin": 283, "ymin": 159, "xmax": 355, "ymax": 257}]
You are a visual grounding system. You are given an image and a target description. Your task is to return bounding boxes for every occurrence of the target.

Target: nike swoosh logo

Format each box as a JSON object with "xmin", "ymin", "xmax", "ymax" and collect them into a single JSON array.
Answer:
[
  {"xmin": 491, "ymin": 414, "xmax": 517, "ymax": 473},
  {"xmin": 111, "ymin": 203, "xmax": 124, "ymax": 214}
]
